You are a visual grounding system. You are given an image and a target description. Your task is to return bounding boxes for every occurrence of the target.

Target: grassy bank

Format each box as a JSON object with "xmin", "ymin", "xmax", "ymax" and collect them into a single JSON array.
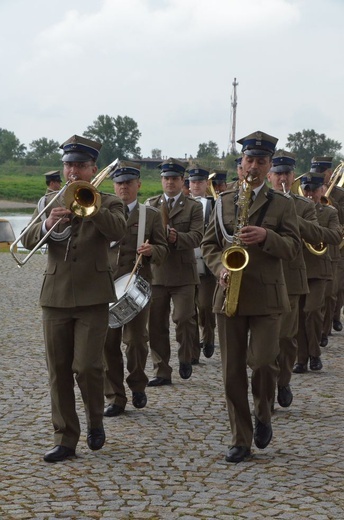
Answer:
[{"xmin": 0, "ymin": 167, "xmax": 163, "ymax": 203}]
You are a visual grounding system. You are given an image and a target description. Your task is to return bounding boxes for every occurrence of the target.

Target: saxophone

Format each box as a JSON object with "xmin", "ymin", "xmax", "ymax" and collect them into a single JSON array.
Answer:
[{"xmin": 221, "ymin": 175, "xmax": 253, "ymax": 317}]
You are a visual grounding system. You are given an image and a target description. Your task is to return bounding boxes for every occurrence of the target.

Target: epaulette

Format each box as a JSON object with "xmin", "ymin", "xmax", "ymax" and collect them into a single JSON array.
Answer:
[
  {"xmin": 274, "ymin": 190, "xmax": 291, "ymax": 199},
  {"xmin": 146, "ymin": 205, "xmax": 159, "ymax": 213},
  {"xmin": 325, "ymin": 204, "xmax": 339, "ymax": 212},
  {"xmin": 293, "ymin": 193, "xmax": 312, "ymax": 203},
  {"xmin": 144, "ymin": 195, "xmax": 160, "ymax": 206},
  {"xmin": 187, "ymin": 195, "xmax": 202, "ymax": 203}
]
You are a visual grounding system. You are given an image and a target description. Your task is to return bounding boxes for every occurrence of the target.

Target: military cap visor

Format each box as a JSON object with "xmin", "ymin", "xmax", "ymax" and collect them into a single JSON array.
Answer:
[
  {"xmin": 238, "ymin": 131, "xmax": 278, "ymax": 156},
  {"xmin": 270, "ymin": 165, "xmax": 294, "ymax": 173},
  {"xmin": 60, "ymin": 134, "xmax": 102, "ymax": 163},
  {"xmin": 188, "ymin": 167, "xmax": 209, "ymax": 181}
]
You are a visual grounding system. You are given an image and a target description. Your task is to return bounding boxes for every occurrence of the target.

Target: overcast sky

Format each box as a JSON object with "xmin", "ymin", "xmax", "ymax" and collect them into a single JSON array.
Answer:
[{"xmin": 1, "ymin": 0, "xmax": 343, "ymax": 160}]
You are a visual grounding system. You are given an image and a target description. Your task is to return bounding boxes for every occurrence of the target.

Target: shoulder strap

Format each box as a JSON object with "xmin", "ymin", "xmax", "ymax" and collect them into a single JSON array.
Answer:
[{"xmin": 137, "ymin": 203, "xmax": 147, "ymax": 253}]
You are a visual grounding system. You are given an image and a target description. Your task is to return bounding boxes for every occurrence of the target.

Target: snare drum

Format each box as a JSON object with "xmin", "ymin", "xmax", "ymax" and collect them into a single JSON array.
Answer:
[{"xmin": 108, "ymin": 273, "xmax": 151, "ymax": 328}]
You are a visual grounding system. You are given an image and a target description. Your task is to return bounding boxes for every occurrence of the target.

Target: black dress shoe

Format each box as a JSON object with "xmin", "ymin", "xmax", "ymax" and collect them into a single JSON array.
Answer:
[
  {"xmin": 132, "ymin": 391, "xmax": 147, "ymax": 409},
  {"xmin": 309, "ymin": 356, "xmax": 323, "ymax": 371},
  {"xmin": 104, "ymin": 403, "xmax": 125, "ymax": 417},
  {"xmin": 225, "ymin": 446, "xmax": 251, "ymax": 463},
  {"xmin": 254, "ymin": 418, "xmax": 272, "ymax": 449},
  {"xmin": 333, "ymin": 319, "xmax": 343, "ymax": 332},
  {"xmin": 44, "ymin": 445, "xmax": 76, "ymax": 463},
  {"xmin": 147, "ymin": 377, "xmax": 172, "ymax": 387},
  {"xmin": 203, "ymin": 343, "xmax": 215, "ymax": 358},
  {"xmin": 179, "ymin": 362, "xmax": 192, "ymax": 380},
  {"xmin": 87, "ymin": 425, "xmax": 105, "ymax": 451},
  {"xmin": 320, "ymin": 334, "xmax": 328, "ymax": 347},
  {"xmin": 277, "ymin": 385, "xmax": 293, "ymax": 408},
  {"xmin": 293, "ymin": 363, "xmax": 308, "ymax": 374}
]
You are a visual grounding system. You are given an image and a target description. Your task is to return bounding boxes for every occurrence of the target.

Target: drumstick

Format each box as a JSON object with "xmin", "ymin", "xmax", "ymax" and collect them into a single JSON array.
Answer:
[{"xmin": 125, "ymin": 240, "xmax": 149, "ymax": 290}]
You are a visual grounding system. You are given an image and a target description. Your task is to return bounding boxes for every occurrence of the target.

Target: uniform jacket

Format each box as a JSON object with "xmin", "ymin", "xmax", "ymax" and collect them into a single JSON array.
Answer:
[
  {"xmin": 145, "ymin": 193, "xmax": 204, "ymax": 286},
  {"xmin": 108, "ymin": 202, "xmax": 168, "ymax": 283},
  {"xmin": 22, "ymin": 191, "xmax": 126, "ymax": 307},
  {"xmin": 302, "ymin": 202, "xmax": 342, "ymax": 279},
  {"xmin": 201, "ymin": 181, "xmax": 301, "ymax": 316},
  {"xmin": 282, "ymin": 193, "xmax": 323, "ymax": 295}
]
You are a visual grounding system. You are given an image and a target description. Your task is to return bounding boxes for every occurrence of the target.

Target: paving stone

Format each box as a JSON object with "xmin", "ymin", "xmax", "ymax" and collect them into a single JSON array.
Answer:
[{"xmin": 1, "ymin": 253, "xmax": 344, "ymax": 519}]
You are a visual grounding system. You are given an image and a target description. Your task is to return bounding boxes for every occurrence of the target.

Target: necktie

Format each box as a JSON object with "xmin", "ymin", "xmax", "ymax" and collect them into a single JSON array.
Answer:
[
  {"xmin": 125, "ymin": 205, "xmax": 130, "ymax": 219},
  {"xmin": 168, "ymin": 197, "xmax": 175, "ymax": 213}
]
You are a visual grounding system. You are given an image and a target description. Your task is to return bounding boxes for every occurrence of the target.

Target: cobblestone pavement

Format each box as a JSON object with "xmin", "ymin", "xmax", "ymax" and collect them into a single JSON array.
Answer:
[{"xmin": 1, "ymin": 253, "xmax": 344, "ymax": 519}]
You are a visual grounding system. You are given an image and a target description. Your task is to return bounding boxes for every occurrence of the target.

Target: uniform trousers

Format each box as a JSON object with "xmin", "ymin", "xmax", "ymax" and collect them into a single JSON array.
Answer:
[
  {"xmin": 191, "ymin": 274, "xmax": 217, "ymax": 360},
  {"xmin": 42, "ymin": 303, "xmax": 108, "ymax": 450},
  {"xmin": 217, "ymin": 313, "xmax": 281, "ymax": 448},
  {"xmin": 322, "ymin": 261, "xmax": 339, "ymax": 336},
  {"xmin": 334, "ymin": 256, "xmax": 344, "ymax": 322},
  {"xmin": 103, "ymin": 305, "xmax": 149, "ymax": 409},
  {"xmin": 296, "ymin": 279, "xmax": 327, "ymax": 364},
  {"xmin": 149, "ymin": 284, "xmax": 197, "ymax": 379},
  {"xmin": 278, "ymin": 294, "xmax": 300, "ymax": 387}
]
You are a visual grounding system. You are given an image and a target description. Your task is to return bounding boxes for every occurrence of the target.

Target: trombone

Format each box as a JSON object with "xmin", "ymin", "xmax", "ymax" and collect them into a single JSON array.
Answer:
[{"xmin": 10, "ymin": 158, "xmax": 119, "ymax": 267}]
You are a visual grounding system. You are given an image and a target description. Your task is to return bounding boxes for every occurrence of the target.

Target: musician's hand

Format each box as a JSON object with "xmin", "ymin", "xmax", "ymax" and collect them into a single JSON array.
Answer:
[
  {"xmin": 239, "ymin": 225, "xmax": 267, "ymax": 245},
  {"xmin": 219, "ymin": 268, "xmax": 230, "ymax": 287},
  {"xmin": 167, "ymin": 227, "xmax": 178, "ymax": 244},
  {"xmin": 45, "ymin": 207, "xmax": 71, "ymax": 230},
  {"xmin": 137, "ymin": 241, "xmax": 152, "ymax": 257}
]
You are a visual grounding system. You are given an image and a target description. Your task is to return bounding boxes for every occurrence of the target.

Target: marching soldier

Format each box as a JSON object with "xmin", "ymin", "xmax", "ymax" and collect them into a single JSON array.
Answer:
[
  {"xmin": 103, "ymin": 161, "xmax": 168, "ymax": 417},
  {"xmin": 268, "ymin": 151, "xmax": 322, "ymax": 407},
  {"xmin": 312, "ymin": 157, "xmax": 344, "ymax": 343},
  {"xmin": 43, "ymin": 170, "xmax": 62, "ymax": 194},
  {"xmin": 293, "ymin": 170, "xmax": 342, "ymax": 372},
  {"xmin": 202, "ymin": 131, "xmax": 301, "ymax": 462},
  {"xmin": 145, "ymin": 158, "xmax": 204, "ymax": 386},
  {"xmin": 209, "ymin": 169, "xmax": 228, "ymax": 195},
  {"xmin": 22, "ymin": 135, "xmax": 127, "ymax": 462},
  {"xmin": 188, "ymin": 165, "xmax": 216, "ymax": 361}
]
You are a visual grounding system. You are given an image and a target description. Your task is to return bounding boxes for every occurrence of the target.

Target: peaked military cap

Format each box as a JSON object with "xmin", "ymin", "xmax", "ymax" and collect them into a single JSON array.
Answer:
[
  {"xmin": 237, "ymin": 130, "xmax": 278, "ymax": 156},
  {"xmin": 310, "ymin": 156, "xmax": 333, "ymax": 174},
  {"xmin": 271, "ymin": 150, "xmax": 296, "ymax": 173},
  {"xmin": 159, "ymin": 157, "xmax": 186, "ymax": 177},
  {"xmin": 300, "ymin": 171, "xmax": 325, "ymax": 191},
  {"xmin": 187, "ymin": 164, "xmax": 210, "ymax": 181},
  {"xmin": 235, "ymin": 157, "xmax": 242, "ymax": 166},
  {"xmin": 43, "ymin": 170, "xmax": 62, "ymax": 182},
  {"xmin": 60, "ymin": 135, "xmax": 102, "ymax": 162},
  {"xmin": 112, "ymin": 160, "xmax": 141, "ymax": 182},
  {"xmin": 209, "ymin": 168, "xmax": 227, "ymax": 184}
]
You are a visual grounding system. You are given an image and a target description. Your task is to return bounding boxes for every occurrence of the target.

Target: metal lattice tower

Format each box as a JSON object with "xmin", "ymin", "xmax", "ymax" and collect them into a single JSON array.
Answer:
[{"xmin": 228, "ymin": 78, "xmax": 239, "ymax": 155}]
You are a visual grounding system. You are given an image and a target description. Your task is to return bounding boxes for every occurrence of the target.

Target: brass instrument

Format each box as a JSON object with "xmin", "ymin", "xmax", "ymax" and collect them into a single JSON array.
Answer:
[
  {"xmin": 290, "ymin": 173, "xmax": 304, "ymax": 196},
  {"xmin": 221, "ymin": 175, "xmax": 252, "ymax": 317},
  {"xmin": 320, "ymin": 161, "xmax": 344, "ymax": 205},
  {"xmin": 10, "ymin": 158, "xmax": 119, "ymax": 267},
  {"xmin": 284, "ymin": 175, "xmax": 327, "ymax": 255},
  {"xmin": 206, "ymin": 172, "xmax": 218, "ymax": 200}
]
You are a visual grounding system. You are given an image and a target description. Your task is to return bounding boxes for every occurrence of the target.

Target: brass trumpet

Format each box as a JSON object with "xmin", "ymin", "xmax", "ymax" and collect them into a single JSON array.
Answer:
[{"xmin": 10, "ymin": 158, "xmax": 119, "ymax": 267}]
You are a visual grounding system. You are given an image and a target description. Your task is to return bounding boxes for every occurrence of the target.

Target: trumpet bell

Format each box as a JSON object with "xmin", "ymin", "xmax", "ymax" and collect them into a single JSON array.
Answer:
[
  {"xmin": 221, "ymin": 245, "xmax": 249, "ymax": 272},
  {"xmin": 64, "ymin": 181, "xmax": 101, "ymax": 217}
]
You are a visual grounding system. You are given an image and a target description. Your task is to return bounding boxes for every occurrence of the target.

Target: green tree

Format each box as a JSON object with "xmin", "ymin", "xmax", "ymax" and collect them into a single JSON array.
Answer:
[
  {"xmin": 83, "ymin": 114, "xmax": 142, "ymax": 167},
  {"xmin": 151, "ymin": 148, "xmax": 162, "ymax": 159},
  {"xmin": 197, "ymin": 141, "xmax": 219, "ymax": 159},
  {"xmin": 286, "ymin": 129, "xmax": 342, "ymax": 173},
  {"xmin": 26, "ymin": 137, "xmax": 61, "ymax": 165},
  {"xmin": 0, "ymin": 128, "xmax": 26, "ymax": 164}
]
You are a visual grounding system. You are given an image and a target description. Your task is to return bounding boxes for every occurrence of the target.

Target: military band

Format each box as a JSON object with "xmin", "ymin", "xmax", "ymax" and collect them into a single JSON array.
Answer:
[{"xmin": 20, "ymin": 131, "xmax": 344, "ymax": 465}]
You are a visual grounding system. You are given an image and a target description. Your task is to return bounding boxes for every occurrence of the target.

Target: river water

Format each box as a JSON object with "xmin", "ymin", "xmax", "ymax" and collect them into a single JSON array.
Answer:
[{"xmin": 0, "ymin": 212, "xmax": 32, "ymax": 247}]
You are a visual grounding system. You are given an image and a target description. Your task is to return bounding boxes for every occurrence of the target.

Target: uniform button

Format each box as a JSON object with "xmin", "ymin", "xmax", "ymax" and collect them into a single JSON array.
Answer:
[{"xmin": 72, "ymin": 258, "xmax": 77, "ymax": 262}]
